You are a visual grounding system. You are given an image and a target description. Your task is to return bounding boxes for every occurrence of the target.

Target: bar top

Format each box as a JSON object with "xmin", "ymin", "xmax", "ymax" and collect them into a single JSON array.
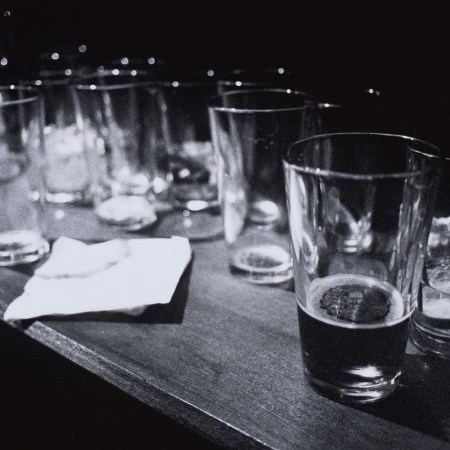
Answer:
[{"xmin": 0, "ymin": 206, "xmax": 449, "ymax": 449}]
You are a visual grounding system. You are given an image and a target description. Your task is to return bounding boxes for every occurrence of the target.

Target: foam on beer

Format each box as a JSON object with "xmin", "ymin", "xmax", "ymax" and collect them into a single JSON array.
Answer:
[{"xmin": 303, "ymin": 274, "xmax": 406, "ymax": 329}]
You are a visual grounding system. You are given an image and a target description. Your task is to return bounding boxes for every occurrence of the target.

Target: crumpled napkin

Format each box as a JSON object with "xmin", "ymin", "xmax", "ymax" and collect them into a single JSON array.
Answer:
[{"xmin": 3, "ymin": 236, "xmax": 192, "ymax": 321}]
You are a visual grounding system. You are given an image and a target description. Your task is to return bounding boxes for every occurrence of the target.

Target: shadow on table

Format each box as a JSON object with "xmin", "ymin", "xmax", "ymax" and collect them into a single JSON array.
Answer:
[
  {"xmin": 17, "ymin": 254, "xmax": 194, "ymax": 328},
  {"xmin": 354, "ymin": 353, "xmax": 450, "ymax": 442}
]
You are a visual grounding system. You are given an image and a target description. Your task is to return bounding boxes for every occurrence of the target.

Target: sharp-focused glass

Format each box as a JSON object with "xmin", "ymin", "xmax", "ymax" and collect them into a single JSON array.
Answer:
[
  {"xmin": 75, "ymin": 70, "xmax": 169, "ymax": 230},
  {"xmin": 0, "ymin": 86, "xmax": 49, "ymax": 265},
  {"xmin": 20, "ymin": 70, "xmax": 93, "ymax": 205},
  {"xmin": 410, "ymin": 154, "xmax": 450, "ymax": 358},
  {"xmin": 284, "ymin": 133, "xmax": 441, "ymax": 403},
  {"xmin": 209, "ymin": 89, "xmax": 316, "ymax": 284}
]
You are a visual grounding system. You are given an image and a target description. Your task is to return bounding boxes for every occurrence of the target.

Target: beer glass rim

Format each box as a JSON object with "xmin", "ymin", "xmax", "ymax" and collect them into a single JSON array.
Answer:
[
  {"xmin": 209, "ymin": 88, "xmax": 315, "ymax": 113},
  {"xmin": 128, "ymin": 67, "xmax": 219, "ymax": 88},
  {"xmin": 217, "ymin": 66, "xmax": 296, "ymax": 84},
  {"xmin": 284, "ymin": 132, "xmax": 442, "ymax": 180},
  {"xmin": 75, "ymin": 69, "xmax": 154, "ymax": 90},
  {"xmin": 19, "ymin": 69, "xmax": 81, "ymax": 87},
  {"xmin": 98, "ymin": 55, "xmax": 163, "ymax": 68},
  {"xmin": 0, "ymin": 85, "xmax": 38, "ymax": 106}
]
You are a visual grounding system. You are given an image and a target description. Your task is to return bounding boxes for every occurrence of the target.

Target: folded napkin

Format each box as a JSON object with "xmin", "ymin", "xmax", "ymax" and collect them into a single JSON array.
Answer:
[{"xmin": 3, "ymin": 236, "xmax": 192, "ymax": 321}]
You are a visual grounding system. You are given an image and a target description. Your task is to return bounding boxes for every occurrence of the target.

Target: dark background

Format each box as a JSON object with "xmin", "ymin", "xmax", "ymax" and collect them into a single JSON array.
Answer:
[
  {"xmin": 2, "ymin": 3, "xmax": 450, "ymax": 147},
  {"xmin": 3, "ymin": 3, "xmax": 449, "ymax": 84}
]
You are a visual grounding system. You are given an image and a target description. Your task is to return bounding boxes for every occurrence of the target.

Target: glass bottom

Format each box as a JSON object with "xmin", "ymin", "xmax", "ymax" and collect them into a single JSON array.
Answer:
[
  {"xmin": 305, "ymin": 367, "xmax": 401, "ymax": 404},
  {"xmin": 410, "ymin": 318, "xmax": 450, "ymax": 359},
  {"xmin": 95, "ymin": 195, "xmax": 157, "ymax": 231},
  {"xmin": 156, "ymin": 209, "xmax": 223, "ymax": 241},
  {"xmin": 230, "ymin": 244, "xmax": 293, "ymax": 285},
  {"xmin": 0, "ymin": 230, "xmax": 49, "ymax": 266},
  {"xmin": 45, "ymin": 190, "xmax": 92, "ymax": 206}
]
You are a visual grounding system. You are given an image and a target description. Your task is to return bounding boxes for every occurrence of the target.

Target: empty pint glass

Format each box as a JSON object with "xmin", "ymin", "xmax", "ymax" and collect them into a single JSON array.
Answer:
[
  {"xmin": 75, "ymin": 70, "xmax": 165, "ymax": 230},
  {"xmin": 0, "ymin": 86, "xmax": 49, "ymax": 265},
  {"xmin": 156, "ymin": 73, "xmax": 223, "ymax": 240},
  {"xmin": 209, "ymin": 89, "xmax": 316, "ymax": 284},
  {"xmin": 410, "ymin": 154, "xmax": 450, "ymax": 359},
  {"xmin": 284, "ymin": 133, "xmax": 441, "ymax": 403},
  {"xmin": 20, "ymin": 70, "xmax": 92, "ymax": 205}
]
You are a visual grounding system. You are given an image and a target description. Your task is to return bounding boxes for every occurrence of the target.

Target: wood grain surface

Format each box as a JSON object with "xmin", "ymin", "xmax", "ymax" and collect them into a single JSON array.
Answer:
[{"xmin": 0, "ymin": 206, "xmax": 449, "ymax": 449}]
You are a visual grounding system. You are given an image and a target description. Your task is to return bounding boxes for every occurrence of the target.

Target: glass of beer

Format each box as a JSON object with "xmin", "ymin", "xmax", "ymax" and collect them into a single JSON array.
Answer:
[{"xmin": 283, "ymin": 133, "xmax": 441, "ymax": 403}]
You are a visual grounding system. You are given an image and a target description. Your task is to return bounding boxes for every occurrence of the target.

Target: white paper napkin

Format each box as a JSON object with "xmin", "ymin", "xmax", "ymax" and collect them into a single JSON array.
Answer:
[{"xmin": 3, "ymin": 236, "xmax": 192, "ymax": 321}]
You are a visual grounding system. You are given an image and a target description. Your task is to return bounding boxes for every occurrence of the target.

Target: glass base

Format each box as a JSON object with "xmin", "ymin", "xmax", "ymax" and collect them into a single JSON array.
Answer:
[
  {"xmin": 306, "ymin": 368, "xmax": 401, "ymax": 404},
  {"xmin": 230, "ymin": 244, "xmax": 293, "ymax": 285},
  {"xmin": 409, "ymin": 320, "xmax": 450, "ymax": 359},
  {"xmin": 156, "ymin": 209, "xmax": 223, "ymax": 241},
  {"xmin": 0, "ymin": 230, "xmax": 49, "ymax": 266},
  {"xmin": 46, "ymin": 190, "xmax": 91, "ymax": 206},
  {"xmin": 95, "ymin": 195, "xmax": 157, "ymax": 231}
]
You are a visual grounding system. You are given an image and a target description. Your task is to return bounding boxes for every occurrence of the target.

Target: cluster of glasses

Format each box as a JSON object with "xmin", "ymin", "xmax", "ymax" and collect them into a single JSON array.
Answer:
[{"xmin": 1, "ymin": 58, "xmax": 449, "ymax": 405}]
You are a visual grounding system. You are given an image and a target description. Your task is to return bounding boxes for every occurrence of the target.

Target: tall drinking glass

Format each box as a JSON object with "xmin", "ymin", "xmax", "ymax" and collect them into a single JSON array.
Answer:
[
  {"xmin": 156, "ymin": 75, "xmax": 223, "ymax": 240},
  {"xmin": 284, "ymin": 133, "xmax": 441, "ymax": 403},
  {"xmin": 20, "ymin": 70, "xmax": 93, "ymax": 205},
  {"xmin": 0, "ymin": 86, "xmax": 49, "ymax": 265},
  {"xmin": 410, "ymin": 154, "xmax": 450, "ymax": 358},
  {"xmin": 75, "ymin": 70, "xmax": 168, "ymax": 230},
  {"xmin": 209, "ymin": 89, "xmax": 316, "ymax": 284}
]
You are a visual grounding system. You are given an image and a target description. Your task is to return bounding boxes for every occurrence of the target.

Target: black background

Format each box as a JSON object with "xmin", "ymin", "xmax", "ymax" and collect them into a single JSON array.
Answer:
[
  {"xmin": 1, "ymin": 5, "xmax": 449, "ymax": 89},
  {"xmin": 2, "ymin": 3, "xmax": 450, "ymax": 148},
  {"xmin": 3, "ymin": 3, "xmax": 449, "ymax": 84}
]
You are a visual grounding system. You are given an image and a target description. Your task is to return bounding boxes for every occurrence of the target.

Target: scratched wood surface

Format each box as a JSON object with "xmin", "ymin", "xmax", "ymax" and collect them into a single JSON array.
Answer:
[{"xmin": 0, "ymin": 206, "xmax": 449, "ymax": 449}]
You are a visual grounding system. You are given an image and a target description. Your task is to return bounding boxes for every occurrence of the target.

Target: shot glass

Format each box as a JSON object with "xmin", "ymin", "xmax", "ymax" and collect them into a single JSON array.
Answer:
[
  {"xmin": 20, "ymin": 70, "xmax": 92, "ymax": 205},
  {"xmin": 74, "ymin": 70, "xmax": 169, "ymax": 230},
  {"xmin": 156, "ymin": 74, "xmax": 223, "ymax": 240},
  {"xmin": 0, "ymin": 86, "xmax": 49, "ymax": 265},
  {"xmin": 209, "ymin": 89, "xmax": 316, "ymax": 284},
  {"xmin": 410, "ymin": 154, "xmax": 450, "ymax": 358},
  {"xmin": 283, "ymin": 133, "xmax": 441, "ymax": 403}
]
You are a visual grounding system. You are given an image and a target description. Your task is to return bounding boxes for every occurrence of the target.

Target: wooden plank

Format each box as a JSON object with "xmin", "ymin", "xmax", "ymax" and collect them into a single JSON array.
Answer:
[{"xmin": 0, "ymin": 208, "xmax": 449, "ymax": 449}]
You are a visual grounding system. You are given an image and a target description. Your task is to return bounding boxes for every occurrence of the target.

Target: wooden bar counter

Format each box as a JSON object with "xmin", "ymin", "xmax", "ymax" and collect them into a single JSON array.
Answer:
[{"xmin": 0, "ymin": 205, "xmax": 449, "ymax": 449}]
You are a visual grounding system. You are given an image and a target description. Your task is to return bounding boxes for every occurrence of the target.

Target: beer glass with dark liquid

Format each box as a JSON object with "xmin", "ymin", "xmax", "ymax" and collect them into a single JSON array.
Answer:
[{"xmin": 284, "ymin": 133, "xmax": 441, "ymax": 403}]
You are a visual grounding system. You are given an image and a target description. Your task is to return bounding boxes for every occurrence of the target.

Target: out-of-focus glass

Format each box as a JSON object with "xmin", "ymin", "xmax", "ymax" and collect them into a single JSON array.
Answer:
[
  {"xmin": 410, "ymin": 154, "xmax": 450, "ymax": 358},
  {"xmin": 156, "ymin": 73, "xmax": 223, "ymax": 240},
  {"xmin": 209, "ymin": 89, "xmax": 316, "ymax": 284},
  {"xmin": 284, "ymin": 133, "xmax": 441, "ymax": 403},
  {"xmin": 216, "ymin": 67, "xmax": 305, "ymax": 94},
  {"xmin": 20, "ymin": 70, "xmax": 93, "ymax": 205},
  {"xmin": 97, "ymin": 55, "xmax": 167, "ymax": 74},
  {"xmin": 0, "ymin": 86, "xmax": 49, "ymax": 265},
  {"xmin": 74, "ymin": 70, "xmax": 169, "ymax": 230}
]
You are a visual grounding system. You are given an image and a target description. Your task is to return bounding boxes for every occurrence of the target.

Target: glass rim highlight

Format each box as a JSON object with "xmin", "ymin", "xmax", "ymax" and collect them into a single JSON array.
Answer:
[
  {"xmin": 208, "ymin": 88, "xmax": 315, "ymax": 113},
  {"xmin": 75, "ymin": 69, "xmax": 154, "ymax": 91},
  {"xmin": 20, "ymin": 69, "xmax": 79, "ymax": 87},
  {"xmin": 0, "ymin": 85, "xmax": 39, "ymax": 106},
  {"xmin": 284, "ymin": 132, "xmax": 442, "ymax": 180}
]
